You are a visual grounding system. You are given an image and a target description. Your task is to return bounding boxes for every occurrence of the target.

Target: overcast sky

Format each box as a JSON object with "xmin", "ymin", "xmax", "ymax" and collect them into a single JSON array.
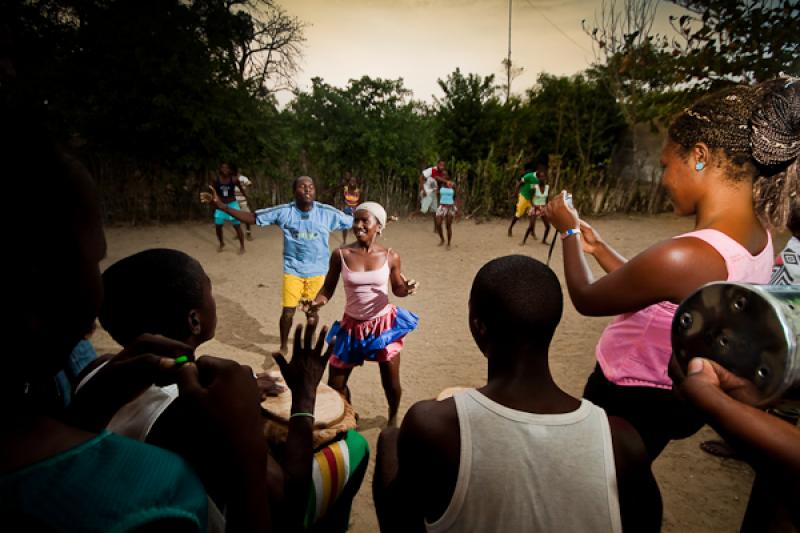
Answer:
[{"xmin": 278, "ymin": 0, "xmax": 688, "ymax": 105}]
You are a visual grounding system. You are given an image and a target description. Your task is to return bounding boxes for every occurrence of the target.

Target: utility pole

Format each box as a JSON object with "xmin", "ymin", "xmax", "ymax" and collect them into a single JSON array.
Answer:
[{"xmin": 506, "ymin": 0, "xmax": 512, "ymax": 103}]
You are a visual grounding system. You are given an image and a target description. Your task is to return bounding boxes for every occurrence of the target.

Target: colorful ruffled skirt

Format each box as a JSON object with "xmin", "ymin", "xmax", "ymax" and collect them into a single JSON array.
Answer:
[{"xmin": 327, "ymin": 305, "xmax": 418, "ymax": 368}]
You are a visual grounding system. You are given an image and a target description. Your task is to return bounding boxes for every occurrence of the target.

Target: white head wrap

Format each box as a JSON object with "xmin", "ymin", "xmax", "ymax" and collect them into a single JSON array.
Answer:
[{"xmin": 355, "ymin": 201, "xmax": 387, "ymax": 230}]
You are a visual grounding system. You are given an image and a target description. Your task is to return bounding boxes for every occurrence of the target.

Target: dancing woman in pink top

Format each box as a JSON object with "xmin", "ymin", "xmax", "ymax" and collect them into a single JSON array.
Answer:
[
  {"xmin": 545, "ymin": 78, "xmax": 799, "ymax": 460},
  {"xmin": 304, "ymin": 202, "xmax": 419, "ymax": 426}
]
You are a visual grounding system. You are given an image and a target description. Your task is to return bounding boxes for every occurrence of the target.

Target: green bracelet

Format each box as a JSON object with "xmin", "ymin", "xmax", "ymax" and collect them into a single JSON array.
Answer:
[{"xmin": 290, "ymin": 412, "xmax": 315, "ymax": 419}]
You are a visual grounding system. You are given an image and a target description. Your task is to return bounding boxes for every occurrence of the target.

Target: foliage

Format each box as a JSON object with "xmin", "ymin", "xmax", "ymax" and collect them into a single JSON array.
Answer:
[
  {"xmin": 3, "ymin": 0, "xmax": 303, "ymax": 222},
  {"xmin": 10, "ymin": 0, "xmax": 748, "ymax": 222},
  {"xmin": 430, "ymin": 72, "xmax": 627, "ymax": 217},
  {"xmin": 667, "ymin": 0, "xmax": 800, "ymax": 91},
  {"xmin": 582, "ymin": 0, "xmax": 665, "ymax": 126},
  {"xmin": 286, "ymin": 76, "xmax": 434, "ymax": 211},
  {"xmin": 434, "ymin": 69, "xmax": 503, "ymax": 165}
]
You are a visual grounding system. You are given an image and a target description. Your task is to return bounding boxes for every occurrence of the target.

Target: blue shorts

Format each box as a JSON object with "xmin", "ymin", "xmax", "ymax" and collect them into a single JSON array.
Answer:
[{"xmin": 214, "ymin": 201, "xmax": 241, "ymax": 225}]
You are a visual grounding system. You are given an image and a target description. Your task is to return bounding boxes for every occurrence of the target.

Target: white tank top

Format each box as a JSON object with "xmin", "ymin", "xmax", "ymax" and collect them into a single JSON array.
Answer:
[{"xmin": 426, "ymin": 390, "xmax": 622, "ymax": 533}]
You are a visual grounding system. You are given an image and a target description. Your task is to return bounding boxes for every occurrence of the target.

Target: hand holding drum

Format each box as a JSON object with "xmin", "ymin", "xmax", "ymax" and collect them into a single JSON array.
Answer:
[{"xmin": 671, "ymin": 282, "xmax": 800, "ymax": 406}]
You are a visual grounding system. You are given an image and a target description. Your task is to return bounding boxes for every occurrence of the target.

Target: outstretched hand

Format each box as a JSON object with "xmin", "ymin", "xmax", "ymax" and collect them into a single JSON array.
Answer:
[
  {"xmin": 401, "ymin": 274, "xmax": 419, "ymax": 295},
  {"xmin": 208, "ymin": 185, "xmax": 225, "ymax": 209},
  {"xmin": 273, "ymin": 324, "xmax": 333, "ymax": 412}
]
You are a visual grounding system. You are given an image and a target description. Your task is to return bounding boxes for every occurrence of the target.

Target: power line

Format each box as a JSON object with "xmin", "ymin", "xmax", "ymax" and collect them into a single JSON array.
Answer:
[
  {"xmin": 523, "ymin": 0, "xmax": 592, "ymax": 55},
  {"xmin": 507, "ymin": 0, "xmax": 512, "ymax": 102}
]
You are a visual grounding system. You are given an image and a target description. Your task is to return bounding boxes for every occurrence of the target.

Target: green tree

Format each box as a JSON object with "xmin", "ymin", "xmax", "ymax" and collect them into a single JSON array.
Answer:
[
  {"xmin": 287, "ymin": 76, "xmax": 434, "ymax": 210},
  {"xmin": 3, "ymin": 0, "xmax": 301, "ymax": 221},
  {"xmin": 434, "ymin": 69, "xmax": 502, "ymax": 165}
]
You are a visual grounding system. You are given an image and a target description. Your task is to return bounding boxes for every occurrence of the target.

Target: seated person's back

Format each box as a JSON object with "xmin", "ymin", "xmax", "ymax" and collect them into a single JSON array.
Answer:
[{"xmin": 375, "ymin": 255, "xmax": 662, "ymax": 532}]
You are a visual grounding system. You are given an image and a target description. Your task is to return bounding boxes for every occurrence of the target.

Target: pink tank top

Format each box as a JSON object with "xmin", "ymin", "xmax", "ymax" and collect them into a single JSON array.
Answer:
[
  {"xmin": 341, "ymin": 249, "xmax": 392, "ymax": 321},
  {"xmin": 596, "ymin": 229, "xmax": 774, "ymax": 389}
]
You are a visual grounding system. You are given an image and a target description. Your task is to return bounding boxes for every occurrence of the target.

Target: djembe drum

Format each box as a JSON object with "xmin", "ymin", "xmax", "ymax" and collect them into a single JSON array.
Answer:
[
  {"xmin": 260, "ymin": 370, "xmax": 357, "ymax": 449},
  {"xmin": 672, "ymin": 282, "xmax": 800, "ymax": 407}
]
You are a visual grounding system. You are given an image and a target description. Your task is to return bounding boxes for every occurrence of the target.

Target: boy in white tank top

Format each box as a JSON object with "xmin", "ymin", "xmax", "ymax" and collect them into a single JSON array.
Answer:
[{"xmin": 374, "ymin": 255, "xmax": 662, "ymax": 532}]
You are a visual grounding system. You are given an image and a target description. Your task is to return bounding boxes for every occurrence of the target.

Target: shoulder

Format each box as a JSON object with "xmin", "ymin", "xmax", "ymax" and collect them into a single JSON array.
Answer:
[
  {"xmin": 387, "ymin": 247, "xmax": 401, "ymax": 265},
  {"xmin": 635, "ymin": 236, "xmax": 727, "ymax": 275},
  {"xmin": 316, "ymin": 202, "xmax": 346, "ymax": 215},
  {"xmin": 400, "ymin": 399, "xmax": 458, "ymax": 449},
  {"xmin": 257, "ymin": 202, "xmax": 292, "ymax": 214}
]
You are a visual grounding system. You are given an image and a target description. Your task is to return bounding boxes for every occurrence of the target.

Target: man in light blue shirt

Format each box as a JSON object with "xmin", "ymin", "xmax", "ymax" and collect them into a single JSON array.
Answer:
[{"xmin": 211, "ymin": 176, "xmax": 353, "ymax": 353}]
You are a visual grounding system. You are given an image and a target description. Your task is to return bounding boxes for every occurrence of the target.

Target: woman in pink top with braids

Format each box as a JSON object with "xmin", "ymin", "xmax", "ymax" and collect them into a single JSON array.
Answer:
[
  {"xmin": 304, "ymin": 202, "xmax": 419, "ymax": 426},
  {"xmin": 545, "ymin": 78, "xmax": 799, "ymax": 460}
]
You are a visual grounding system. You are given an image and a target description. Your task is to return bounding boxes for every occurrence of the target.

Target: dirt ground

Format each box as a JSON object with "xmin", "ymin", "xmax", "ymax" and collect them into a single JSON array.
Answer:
[{"xmin": 93, "ymin": 213, "xmax": 783, "ymax": 532}]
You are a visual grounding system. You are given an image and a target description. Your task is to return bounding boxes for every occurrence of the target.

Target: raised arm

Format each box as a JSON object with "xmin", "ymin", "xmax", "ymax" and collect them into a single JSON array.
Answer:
[
  {"xmin": 209, "ymin": 185, "xmax": 256, "ymax": 225},
  {"xmin": 545, "ymin": 192, "xmax": 727, "ymax": 316},
  {"xmin": 388, "ymin": 250, "xmax": 418, "ymax": 297},
  {"xmin": 273, "ymin": 325, "xmax": 333, "ymax": 529}
]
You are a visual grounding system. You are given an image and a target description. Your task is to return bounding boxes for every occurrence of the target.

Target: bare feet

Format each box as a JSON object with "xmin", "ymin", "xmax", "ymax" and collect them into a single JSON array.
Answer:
[
  {"xmin": 438, "ymin": 239, "xmax": 444, "ymax": 246},
  {"xmin": 238, "ymin": 247, "xmax": 245, "ymax": 255},
  {"xmin": 217, "ymin": 243, "xmax": 225, "ymax": 252},
  {"xmin": 446, "ymin": 243, "xmax": 451, "ymax": 250},
  {"xmin": 541, "ymin": 240, "xmax": 549, "ymax": 245}
]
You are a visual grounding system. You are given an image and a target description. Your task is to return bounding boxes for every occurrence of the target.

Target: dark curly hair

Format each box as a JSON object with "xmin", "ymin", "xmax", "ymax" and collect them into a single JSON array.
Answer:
[
  {"xmin": 668, "ymin": 78, "xmax": 800, "ymax": 228},
  {"xmin": 99, "ymin": 249, "xmax": 207, "ymax": 346}
]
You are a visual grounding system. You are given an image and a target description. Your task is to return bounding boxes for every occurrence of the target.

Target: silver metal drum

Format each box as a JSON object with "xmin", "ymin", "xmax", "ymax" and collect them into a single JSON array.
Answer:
[{"xmin": 672, "ymin": 282, "xmax": 800, "ymax": 405}]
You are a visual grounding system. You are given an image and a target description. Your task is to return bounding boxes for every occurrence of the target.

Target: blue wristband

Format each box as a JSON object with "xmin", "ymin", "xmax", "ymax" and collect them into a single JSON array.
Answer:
[{"xmin": 561, "ymin": 228, "xmax": 581, "ymax": 240}]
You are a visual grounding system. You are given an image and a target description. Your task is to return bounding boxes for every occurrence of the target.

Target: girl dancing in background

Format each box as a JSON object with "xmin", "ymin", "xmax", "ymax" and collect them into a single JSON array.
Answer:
[
  {"xmin": 304, "ymin": 202, "xmax": 418, "ymax": 426},
  {"xmin": 435, "ymin": 173, "xmax": 457, "ymax": 248},
  {"xmin": 522, "ymin": 166, "xmax": 551, "ymax": 245}
]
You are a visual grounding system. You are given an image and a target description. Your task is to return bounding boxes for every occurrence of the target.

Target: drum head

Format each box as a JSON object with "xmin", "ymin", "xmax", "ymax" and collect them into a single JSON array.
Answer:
[
  {"xmin": 436, "ymin": 386, "xmax": 469, "ymax": 401},
  {"xmin": 261, "ymin": 371, "xmax": 345, "ymax": 428},
  {"xmin": 672, "ymin": 282, "xmax": 794, "ymax": 403}
]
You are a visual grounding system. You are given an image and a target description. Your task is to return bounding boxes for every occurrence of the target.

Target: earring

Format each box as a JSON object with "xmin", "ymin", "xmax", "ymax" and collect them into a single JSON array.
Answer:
[{"xmin": 695, "ymin": 161, "xmax": 705, "ymax": 171}]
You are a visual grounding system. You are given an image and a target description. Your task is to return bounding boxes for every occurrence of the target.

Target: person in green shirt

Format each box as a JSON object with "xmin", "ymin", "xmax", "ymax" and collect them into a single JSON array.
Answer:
[
  {"xmin": 507, "ymin": 170, "xmax": 538, "ymax": 237},
  {"xmin": 522, "ymin": 166, "xmax": 552, "ymax": 245}
]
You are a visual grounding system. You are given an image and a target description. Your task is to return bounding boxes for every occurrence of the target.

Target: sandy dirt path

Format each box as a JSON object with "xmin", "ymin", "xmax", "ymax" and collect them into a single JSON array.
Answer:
[{"xmin": 94, "ymin": 213, "xmax": 781, "ymax": 532}]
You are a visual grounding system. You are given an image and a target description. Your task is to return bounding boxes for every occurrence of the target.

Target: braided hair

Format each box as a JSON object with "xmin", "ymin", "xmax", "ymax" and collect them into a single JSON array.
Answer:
[{"xmin": 668, "ymin": 78, "xmax": 800, "ymax": 228}]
